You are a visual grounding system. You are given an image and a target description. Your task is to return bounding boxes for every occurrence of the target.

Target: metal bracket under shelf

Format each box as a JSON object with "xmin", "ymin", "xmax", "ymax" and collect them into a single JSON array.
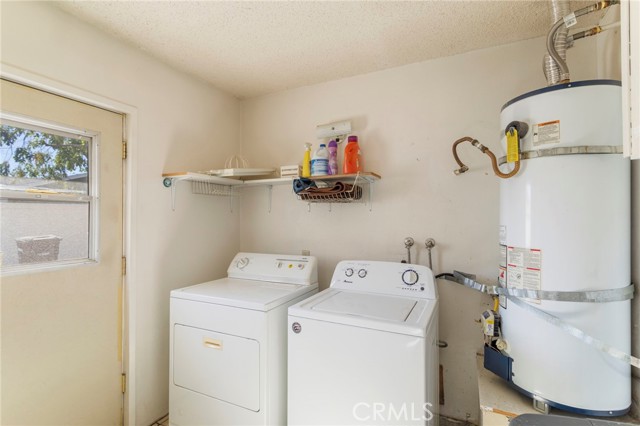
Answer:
[{"xmin": 162, "ymin": 174, "xmax": 238, "ymax": 211}]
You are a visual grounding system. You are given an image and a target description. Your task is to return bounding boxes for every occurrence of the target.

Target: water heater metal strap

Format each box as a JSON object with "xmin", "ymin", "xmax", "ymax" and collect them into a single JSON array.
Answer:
[
  {"xmin": 451, "ymin": 271, "xmax": 634, "ymax": 302},
  {"xmin": 506, "ymin": 295, "xmax": 640, "ymax": 369},
  {"xmin": 498, "ymin": 145, "xmax": 623, "ymax": 166},
  {"xmin": 445, "ymin": 271, "xmax": 639, "ymax": 369}
]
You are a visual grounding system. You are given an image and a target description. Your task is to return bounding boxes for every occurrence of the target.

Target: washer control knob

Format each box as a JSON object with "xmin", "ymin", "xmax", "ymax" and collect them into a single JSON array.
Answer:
[
  {"xmin": 358, "ymin": 269, "xmax": 367, "ymax": 278},
  {"xmin": 345, "ymin": 268, "xmax": 354, "ymax": 277},
  {"xmin": 402, "ymin": 269, "xmax": 419, "ymax": 286},
  {"xmin": 236, "ymin": 257, "xmax": 250, "ymax": 269}
]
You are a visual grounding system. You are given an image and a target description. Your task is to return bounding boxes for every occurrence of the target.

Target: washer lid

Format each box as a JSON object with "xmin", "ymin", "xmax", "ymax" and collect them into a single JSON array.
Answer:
[
  {"xmin": 170, "ymin": 278, "xmax": 317, "ymax": 311},
  {"xmin": 311, "ymin": 292, "xmax": 416, "ymax": 322},
  {"xmin": 289, "ymin": 289, "xmax": 437, "ymax": 337}
]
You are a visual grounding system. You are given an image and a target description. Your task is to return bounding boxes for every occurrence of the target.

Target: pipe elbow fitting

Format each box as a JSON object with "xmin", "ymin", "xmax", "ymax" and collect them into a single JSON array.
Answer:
[
  {"xmin": 472, "ymin": 140, "xmax": 487, "ymax": 153},
  {"xmin": 453, "ymin": 166, "xmax": 469, "ymax": 176}
]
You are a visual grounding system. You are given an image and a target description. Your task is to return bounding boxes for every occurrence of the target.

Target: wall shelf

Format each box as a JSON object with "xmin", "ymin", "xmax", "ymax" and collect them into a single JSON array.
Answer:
[{"xmin": 161, "ymin": 171, "xmax": 381, "ymax": 211}]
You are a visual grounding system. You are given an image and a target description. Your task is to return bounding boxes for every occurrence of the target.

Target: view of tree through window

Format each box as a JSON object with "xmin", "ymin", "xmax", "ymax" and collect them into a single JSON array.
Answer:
[
  {"xmin": 1, "ymin": 123, "xmax": 88, "ymax": 185},
  {"xmin": 1, "ymin": 121, "xmax": 92, "ymax": 268}
]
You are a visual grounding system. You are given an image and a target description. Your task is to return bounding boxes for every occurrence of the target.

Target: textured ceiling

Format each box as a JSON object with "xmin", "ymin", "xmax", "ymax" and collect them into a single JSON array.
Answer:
[{"xmin": 54, "ymin": 1, "xmax": 601, "ymax": 99}]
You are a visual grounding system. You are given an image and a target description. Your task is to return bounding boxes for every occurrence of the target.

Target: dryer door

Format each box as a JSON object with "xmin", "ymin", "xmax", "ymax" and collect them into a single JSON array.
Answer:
[{"xmin": 173, "ymin": 324, "xmax": 260, "ymax": 411}]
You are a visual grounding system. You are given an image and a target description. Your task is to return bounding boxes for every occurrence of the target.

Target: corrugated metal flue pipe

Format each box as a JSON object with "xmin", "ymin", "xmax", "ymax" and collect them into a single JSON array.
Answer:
[
  {"xmin": 543, "ymin": 0, "xmax": 570, "ymax": 86},
  {"xmin": 546, "ymin": 0, "xmax": 619, "ymax": 84}
]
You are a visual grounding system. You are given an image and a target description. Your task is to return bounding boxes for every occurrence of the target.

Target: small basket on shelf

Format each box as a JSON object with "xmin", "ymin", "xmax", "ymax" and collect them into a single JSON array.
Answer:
[{"xmin": 293, "ymin": 174, "xmax": 365, "ymax": 204}]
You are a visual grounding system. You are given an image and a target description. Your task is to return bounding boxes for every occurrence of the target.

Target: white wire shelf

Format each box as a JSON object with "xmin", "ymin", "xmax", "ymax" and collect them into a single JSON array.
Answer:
[{"xmin": 161, "ymin": 171, "xmax": 381, "ymax": 211}]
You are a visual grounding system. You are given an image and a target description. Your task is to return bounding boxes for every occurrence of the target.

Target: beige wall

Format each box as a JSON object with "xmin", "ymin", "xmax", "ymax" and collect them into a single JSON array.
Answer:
[
  {"xmin": 1, "ymin": 3, "xmax": 241, "ymax": 425},
  {"xmin": 239, "ymin": 35, "xmax": 639, "ymax": 423}
]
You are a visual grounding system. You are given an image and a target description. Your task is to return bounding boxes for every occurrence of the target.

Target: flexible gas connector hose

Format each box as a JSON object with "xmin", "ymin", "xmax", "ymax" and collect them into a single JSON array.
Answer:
[
  {"xmin": 547, "ymin": 0, "xmax": 618, "ymax": 83},
  {"xmin": 451, "ymin": 136, "xmax": 520, "ymax": 179}
]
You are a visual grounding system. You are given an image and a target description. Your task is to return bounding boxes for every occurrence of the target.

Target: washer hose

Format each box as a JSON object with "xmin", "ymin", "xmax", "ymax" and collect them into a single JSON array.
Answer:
[{"xmin": 452, "ymin": 136, "xmax": 520, "ymax": 179}]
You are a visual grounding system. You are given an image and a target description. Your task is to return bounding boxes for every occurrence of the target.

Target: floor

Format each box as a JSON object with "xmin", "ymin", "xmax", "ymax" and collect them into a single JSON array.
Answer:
[
  {"xmin": 149, "ymin": 414, "xmax": 471, "ymax": 426},
  {"xmin": 439, "ymin": 416, "xmax": 474, "ymax": 426},
  {"xmin": 150, "ymin": 414, "xmax": 169, "ymax": 426}
]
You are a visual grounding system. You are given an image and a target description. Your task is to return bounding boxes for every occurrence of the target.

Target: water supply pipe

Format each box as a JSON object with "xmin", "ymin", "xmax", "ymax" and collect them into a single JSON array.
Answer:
[
  {"xmin": 425, "ymin": 238, "xmax": 436, "ymax": 272},
  {"xmin": 404, "ymin": 237, "xmax": 415, "ymax": 264},
  {"xmin": 568, "ymin": 21, "xmax": 620, "ymax": 43}
]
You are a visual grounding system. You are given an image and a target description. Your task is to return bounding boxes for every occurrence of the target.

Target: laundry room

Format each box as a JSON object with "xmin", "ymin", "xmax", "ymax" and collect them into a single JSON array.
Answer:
[{"xmin": 0, "ymin": 1, "xmax": 638, "ymax": 426}]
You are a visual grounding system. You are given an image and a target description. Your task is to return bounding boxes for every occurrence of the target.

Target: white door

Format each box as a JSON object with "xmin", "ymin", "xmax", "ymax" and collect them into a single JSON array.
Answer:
[{"xmin": 0, "ymin": 79, "xmax": 125, "ymax": 425}]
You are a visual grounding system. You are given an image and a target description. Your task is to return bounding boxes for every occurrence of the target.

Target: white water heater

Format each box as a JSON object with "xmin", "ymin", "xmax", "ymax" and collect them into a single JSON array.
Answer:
[{"xmin": 497, "ymin": 80, "xmax": 631, "ymax": 416}]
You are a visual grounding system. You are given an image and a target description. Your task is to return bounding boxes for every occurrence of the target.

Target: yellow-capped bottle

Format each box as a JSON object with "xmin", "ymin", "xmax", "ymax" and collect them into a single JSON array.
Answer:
[{"xmin": 302, "ymin": 143, "xmax": 311, "ymax": 177}]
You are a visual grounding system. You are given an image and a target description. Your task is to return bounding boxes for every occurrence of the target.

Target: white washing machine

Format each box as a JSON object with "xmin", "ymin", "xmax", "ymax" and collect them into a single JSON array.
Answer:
[
  {"xmin": 288, "ymin": 260, "xmax": 439, "ymax": 426},
  {"xmin": 169, "ymin": 252, "xmax": 318, "ymax": 426}
]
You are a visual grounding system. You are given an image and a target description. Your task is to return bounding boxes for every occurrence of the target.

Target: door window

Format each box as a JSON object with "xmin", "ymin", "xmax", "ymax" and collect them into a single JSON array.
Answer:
[{"xmin": 0, "ymin": 117, "xmax": 99, "ymax": 271}]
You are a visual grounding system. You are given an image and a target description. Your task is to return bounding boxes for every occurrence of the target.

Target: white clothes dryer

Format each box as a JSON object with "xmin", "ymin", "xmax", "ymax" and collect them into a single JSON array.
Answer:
[
  {"xmin": 170, "ymin": 252, "xmax": 318, "ymax": 426},
  {"xmin": 288, "ymin": 260, "xmax": 439, "ymax": 426}
]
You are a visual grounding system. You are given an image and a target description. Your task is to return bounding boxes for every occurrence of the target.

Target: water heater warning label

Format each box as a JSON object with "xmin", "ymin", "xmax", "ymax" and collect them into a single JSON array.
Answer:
[
  {"xmin": 533, "ymin": 120, "xmax": 560, "ymax": 146},
  {"xmin": 498, "ymin": 244, "xmax": 507, "ymax": 287},
  {"xmin": 507, "ymin": 246, "xmax": 542, "ymax": 303}
]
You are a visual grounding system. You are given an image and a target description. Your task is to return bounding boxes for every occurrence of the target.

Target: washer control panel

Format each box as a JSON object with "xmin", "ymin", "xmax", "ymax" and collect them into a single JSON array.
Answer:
[
  {"xmin": 227, "ymin": 252, "xmax": 318, "ymax": 285},
  {"xmin": 331, "ymin": 260, "xmax": 436, "ymax": 299}
]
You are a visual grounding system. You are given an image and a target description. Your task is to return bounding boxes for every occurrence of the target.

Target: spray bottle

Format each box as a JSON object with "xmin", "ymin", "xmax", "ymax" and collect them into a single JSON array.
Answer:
[{"xmin": 302, "ymin": 143, "xmax": 312, "ymax": 177}]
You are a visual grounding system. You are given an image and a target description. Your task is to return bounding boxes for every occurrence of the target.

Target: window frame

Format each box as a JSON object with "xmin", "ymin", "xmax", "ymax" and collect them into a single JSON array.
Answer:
[{"xmin": 0, "ymin": 112, "xmax": 101, "ymax": 275}]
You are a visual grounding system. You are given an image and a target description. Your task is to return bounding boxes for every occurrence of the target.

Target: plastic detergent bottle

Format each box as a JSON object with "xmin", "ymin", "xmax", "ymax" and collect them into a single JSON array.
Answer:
[
  {"xmin": 311, "ymin": 144, "xmax": 329, "ymax": 176},
  {"xmin": 302, "ymin": 143, "xmax": 312, "ymax": 177},
  {"xmin": 343, "ymin": 135, "xmax": 362, "ymax": 174},
  {"xmin": 327, "ymin": 140, "xmax": 338, "ymax": 175}
]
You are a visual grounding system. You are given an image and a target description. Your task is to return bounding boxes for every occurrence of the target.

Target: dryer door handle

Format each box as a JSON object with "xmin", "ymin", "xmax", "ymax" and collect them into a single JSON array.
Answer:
[{"xmin": 203, "ymin": 338, "xmax": 223, "ymax": 350}]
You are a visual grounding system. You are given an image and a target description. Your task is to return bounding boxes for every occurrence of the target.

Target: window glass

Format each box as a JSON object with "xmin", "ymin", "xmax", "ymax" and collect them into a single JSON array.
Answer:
[{"xmin": 0, "ymin": 120, "xmax": 94, "ymax": 269}]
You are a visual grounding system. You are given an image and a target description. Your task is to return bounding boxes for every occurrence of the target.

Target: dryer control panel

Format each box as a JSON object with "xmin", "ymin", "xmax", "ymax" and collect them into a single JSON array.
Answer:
[
  {"xmin": 227, "ymin": 252, "xmax": 318, "ymax": 285},
  {"xmin": 330, "ymin": 260, "xmax": 437, "ymax": 299}
]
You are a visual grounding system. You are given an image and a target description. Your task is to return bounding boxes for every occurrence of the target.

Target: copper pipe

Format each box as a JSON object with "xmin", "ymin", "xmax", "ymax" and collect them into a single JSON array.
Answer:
[
  {"xmin": 451, "ymin": 136, "xmax": 520, "ymax": 179},
  {"xmin": 485, "ymin": 146, "xmax": 521, "ymax": 179},
  {"xmin": 452, "ymin": 136, "xmax": 474, "ymax": 175}
]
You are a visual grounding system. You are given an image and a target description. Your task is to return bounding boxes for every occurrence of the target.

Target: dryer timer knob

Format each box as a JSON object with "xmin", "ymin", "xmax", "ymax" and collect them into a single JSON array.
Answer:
[
  {"xmin": 236, "ymin": 257, "xmax": 250, "ymax": 269},
  {"xmin": 402, "ymin": 269, "xmax": 419, "ymax": 286}
]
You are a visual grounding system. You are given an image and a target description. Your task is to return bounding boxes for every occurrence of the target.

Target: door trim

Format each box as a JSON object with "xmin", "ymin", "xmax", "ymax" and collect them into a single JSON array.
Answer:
[{"xmin": 0, "ymin": 63, "xmax": 139, "ymax": 426}]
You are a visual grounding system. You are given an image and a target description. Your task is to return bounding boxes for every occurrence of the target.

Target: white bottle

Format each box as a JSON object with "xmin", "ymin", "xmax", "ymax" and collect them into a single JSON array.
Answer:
[{"xmin": 311, "ymin": 144, "xmax": 329, "ymax": 176}]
